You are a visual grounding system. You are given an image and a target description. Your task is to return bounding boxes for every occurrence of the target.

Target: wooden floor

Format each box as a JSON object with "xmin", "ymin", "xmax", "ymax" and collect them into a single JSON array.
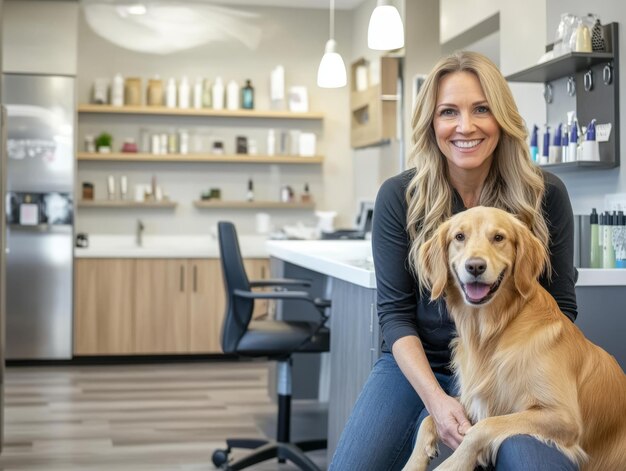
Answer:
[{"xmin": 0, "ymin": 361, "xmax": 327, "ymax": 470}]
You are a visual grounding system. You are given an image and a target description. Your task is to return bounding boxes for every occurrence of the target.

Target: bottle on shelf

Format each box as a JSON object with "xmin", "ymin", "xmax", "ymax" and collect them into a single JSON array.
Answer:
[
  {"xmin": 590, "ymin": 208, "xmax": 601, "ymax": 268},
  {"xmin": 111, "ymin": 73, "xmax": 124, "ymax": 107},
  {"xmin": 178, "ymin": 76, "xmax": 190, "ymax": 109},
  {"xmin": 246, "ymin": 178, "xmax": 254, "ymax": 202},
  {"xmin": 603, "ymin": 211, "xmax": 616, "ymax": 268},
  {"xmin": 226, "ymin": 79, "xmax": 240, "ymax": 110},
  {"xmin": 301, "ymin": 183, "xmax": 312, "ymax": 203},
  {"xmin": 267, "ymin": 129, "xmax": 276, "ymax": 156},
  {"xmin": 193, "ymin": 77, "xmax": 203, "ymax": 109},
  {"xmin": 165, "ymin": 77, "xmax": 177, "ymax": 108},
  {"xmin": 202, "ymin": 79, "xmax": 212, "ymax": 108},
  {"xmin": 212, "ymin": 77, "xmax": 225, "ymax": 110},
  {"xmin": 242, "ymin": 79, "xmax": 254, "ymax": 109}
]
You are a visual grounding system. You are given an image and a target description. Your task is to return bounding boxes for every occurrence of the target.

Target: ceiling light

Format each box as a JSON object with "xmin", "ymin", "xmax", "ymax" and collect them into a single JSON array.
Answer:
[
  {"xmin": 368, "ymin": 0, "xmax": 404, "ymax": 51},
  {"xmin": 317, "ymin": 0, "xmax": 347, "ymax": 88}
]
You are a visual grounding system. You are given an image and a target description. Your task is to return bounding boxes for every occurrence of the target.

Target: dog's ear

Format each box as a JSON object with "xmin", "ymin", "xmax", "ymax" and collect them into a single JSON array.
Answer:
[
  {"xmin": 513, "ymin": 220, "xmax": 548, "ymax": 298},
  {"xmin": 418, "ymin": 221, "xmax": 450, "ymax": 300}
]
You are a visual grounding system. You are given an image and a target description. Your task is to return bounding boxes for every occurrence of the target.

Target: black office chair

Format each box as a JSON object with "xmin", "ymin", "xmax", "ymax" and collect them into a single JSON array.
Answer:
[{"xmin": 212, "ymin": 221, "xmax": 330, "ymax": 471}]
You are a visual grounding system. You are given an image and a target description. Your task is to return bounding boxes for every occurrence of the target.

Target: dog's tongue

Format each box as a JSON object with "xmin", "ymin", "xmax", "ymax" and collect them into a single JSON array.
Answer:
[{"xmin": 465, "ymin": 282, "xmax": 491, "ymax": 301}]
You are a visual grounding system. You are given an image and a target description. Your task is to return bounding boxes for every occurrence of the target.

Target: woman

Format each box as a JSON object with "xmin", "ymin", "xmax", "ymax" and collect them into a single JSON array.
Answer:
[{"xmin": 329, "ymin": 51, "xmax": 578, "ymax": 470}]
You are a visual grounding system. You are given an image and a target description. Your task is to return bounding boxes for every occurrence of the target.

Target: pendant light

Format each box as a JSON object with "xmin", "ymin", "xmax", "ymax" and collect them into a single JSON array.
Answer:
[
  {"xmin": 317, "ymin": 0, "xmax": 347, "ymax": 88},
  {"xmin": 368, "ymin": 0, "xmax": 405, "ymax": 51}
]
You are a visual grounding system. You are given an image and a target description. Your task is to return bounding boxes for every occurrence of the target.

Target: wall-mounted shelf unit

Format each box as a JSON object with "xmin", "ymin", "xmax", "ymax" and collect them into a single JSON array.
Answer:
[
  {"xmin": 350, "ymin": 56, "xmax": 400, "ymax": 148},
  {"xmin": 78, "ymin": 104, "xmax": 324, "ymax": 121},
  {"xmin": 506, "ymin": 22, "xmax": 619, "ymax": 171},
  {"xmin": 78, "ymin": 200, "xmax": 178, "ymax": 209},
  {"xmin": 77, "ymin": 152, "xmax": 324, "ymax": 164},
  {"xmin": 193, "ymin": 200, "xmax": 314, "ymax": 210}
]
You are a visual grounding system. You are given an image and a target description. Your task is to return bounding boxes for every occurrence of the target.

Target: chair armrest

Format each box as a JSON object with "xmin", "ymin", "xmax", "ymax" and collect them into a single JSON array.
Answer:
[
  {"xmin": 249, "ymin": 278, "xmax": 312, "ymax": 288},
  {"xmin": 234, "ymin": 289, "xmax": 314, "ymax": 302}
]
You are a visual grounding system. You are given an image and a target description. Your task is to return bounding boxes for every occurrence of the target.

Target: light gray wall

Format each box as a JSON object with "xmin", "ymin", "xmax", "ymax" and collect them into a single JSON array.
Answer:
[
  {"xmin": 2, "ymin": 0, "xmax": 78, "ymax": 75},
  {"xmin": 545, "ymin": 1, "xmax": 625, "ymax": 214},
  {"xmin": 76, "ymin": 4, "xmax": 353, "ymax": 236}
]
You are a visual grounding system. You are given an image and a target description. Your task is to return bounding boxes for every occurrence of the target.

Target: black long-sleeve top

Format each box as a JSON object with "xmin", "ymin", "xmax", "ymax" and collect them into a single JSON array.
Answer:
[{"xmin": 372, "ymin": 169, "xmax": 578, "ymax": 374}]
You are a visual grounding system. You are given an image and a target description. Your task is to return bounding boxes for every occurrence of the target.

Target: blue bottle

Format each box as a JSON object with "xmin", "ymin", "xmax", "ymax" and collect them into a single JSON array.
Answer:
[{"xmin": 530, "ymin": 125, "xmax": 539, "ymax": 162}]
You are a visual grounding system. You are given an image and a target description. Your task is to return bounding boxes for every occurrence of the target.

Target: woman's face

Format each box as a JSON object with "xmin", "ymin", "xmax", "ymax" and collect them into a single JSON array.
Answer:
[{"xmin": 433, "ymin": 71, "xmax": 501, "ymax": 178}]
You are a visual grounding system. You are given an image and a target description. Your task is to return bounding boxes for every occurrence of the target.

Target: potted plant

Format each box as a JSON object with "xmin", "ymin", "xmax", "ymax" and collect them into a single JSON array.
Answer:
[{"xmin": 95, "ymin": 132, "xmax": 113, "ymax": 153}]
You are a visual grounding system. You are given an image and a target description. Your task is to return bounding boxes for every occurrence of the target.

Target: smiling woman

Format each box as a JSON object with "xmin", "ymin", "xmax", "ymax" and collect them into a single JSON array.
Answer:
[{"xmin": 328, "ymin": 51, "xmax": 579, "ymax": 471}]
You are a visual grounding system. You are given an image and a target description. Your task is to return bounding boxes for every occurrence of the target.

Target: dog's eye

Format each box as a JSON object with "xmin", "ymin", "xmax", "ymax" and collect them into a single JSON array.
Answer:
[
  {"xmin": 455, "ymin": 233, "xmax": 465, "ymax": 242},
  {"xmin": 494, "ymin": 234, "xmax": 504, "ymax": 242}
]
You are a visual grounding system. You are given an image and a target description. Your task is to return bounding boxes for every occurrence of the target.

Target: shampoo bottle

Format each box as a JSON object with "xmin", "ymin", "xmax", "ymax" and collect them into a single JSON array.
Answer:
[
  {"xmin": 242, "ymin": 79, "xmax": 254, "ymax": 109},
  {"xmin": 530, "ymin": 125, "xmax": 538, "ymax": 162},
  {"xmin": 178, "ymin": 76, "xmax": 190, "ymax": 109},
  {"xmin": 267, "ymin": 129, "xmax": 276, "ymax": 156},
  {"xmin": 193, "ymin": 77, "xmax": 203, "ymax": 109},
  {"xmin": 615, "ymin": 212, "xmax": 626, "ymax": 268},
  {"xmin": 246, "ymin": 178, "xmax": 254, "ymax": 202},
  {"xmin": 603, "ymin": 211, "xmax": 616, "ymax": 268},
  {"xmin": 165, "ymin": 77, "xmax": 177, "ymax": 108},
  {"xmin": 590, "ymin": 208, "xmax": 601, "ymax": 268},
  {"xmin": 112, "ymin": 73, "xmax": 124, "ymax": 106},
  {"xmin": 582, "ymin": 119, "xmax": 600, "ymax": 161},
  {"xmin": 540, "ymin": 125, "xmax": 550, "ymax": 165},
  {"xmin": 212, "ymin": 77, "xmax": 224, "ymax": 110},
  {"xmin": 549, "ymin": 123, "xmax": 562, "ymax": 163},
  {"xmin": 561, "ymin": 126, "xmax": 569, "ymax": 163},
  {"xmin": 226, "ymin": 80, "xmax": 240, "ymax": 110},
  {"xmin": 568, "ymin": 120, "xmax": 578, "ymax": 163}
]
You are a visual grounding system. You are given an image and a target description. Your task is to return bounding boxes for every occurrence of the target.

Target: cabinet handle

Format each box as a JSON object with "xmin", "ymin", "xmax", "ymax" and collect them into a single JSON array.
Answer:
[
  {"xmin": 180, "ymin": 265, "xmax": 185, "ymax": 292},
  {"xmin": 193, "ymin": 265, "xmax": 197, "ymax": 292}
]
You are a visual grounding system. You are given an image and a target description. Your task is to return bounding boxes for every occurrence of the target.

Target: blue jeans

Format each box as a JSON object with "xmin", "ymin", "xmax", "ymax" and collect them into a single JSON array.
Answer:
[{"xmin": 328, "ymin": 352, "xmax": 578, "ymax": 471}]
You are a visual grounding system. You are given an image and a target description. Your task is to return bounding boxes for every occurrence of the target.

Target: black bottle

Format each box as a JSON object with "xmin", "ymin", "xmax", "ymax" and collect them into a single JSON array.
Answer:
[{"xmin": 242, "ymin": 80, "xmax": 254, "ymax": 109}]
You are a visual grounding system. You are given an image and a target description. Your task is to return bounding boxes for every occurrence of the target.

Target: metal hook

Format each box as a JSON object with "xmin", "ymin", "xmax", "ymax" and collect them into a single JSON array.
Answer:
[
  {"xmin": 543, "ymin": 83, "xmax": 553, "ymax": 104},
  {"xmin": 584, "ymin": 70, "xmax": 594, "ymax": 92},
  {"xmin": 603, "ymin": 63, "xmax": 613, "ymax": 85},
  {"xmin": 567, "ymin": 76, "xmax": 576, "ymax": 96}
]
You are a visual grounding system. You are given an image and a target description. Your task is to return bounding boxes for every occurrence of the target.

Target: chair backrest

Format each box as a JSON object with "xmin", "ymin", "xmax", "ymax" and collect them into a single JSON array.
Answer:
[{"xmin": 217, "ymin": 221, "xmax": 255, "ymax": 354}]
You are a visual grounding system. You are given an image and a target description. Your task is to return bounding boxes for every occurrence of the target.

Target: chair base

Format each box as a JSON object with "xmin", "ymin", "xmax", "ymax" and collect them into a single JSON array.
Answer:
[{"xmin": 213, "ymin": 437, "xmax": 326, "ymax": 471}]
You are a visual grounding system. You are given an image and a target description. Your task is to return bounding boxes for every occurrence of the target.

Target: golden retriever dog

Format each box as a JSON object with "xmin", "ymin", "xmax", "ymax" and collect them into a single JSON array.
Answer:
[{"xmin": 402, "ymin": 206, "xmax": 626, "ymax": 471}]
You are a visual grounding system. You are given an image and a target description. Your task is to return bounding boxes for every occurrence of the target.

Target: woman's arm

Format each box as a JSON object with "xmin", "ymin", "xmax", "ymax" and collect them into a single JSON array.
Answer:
[{"xmin": 540, "ymin": 172, "xmax": 578, "ymax": 322}]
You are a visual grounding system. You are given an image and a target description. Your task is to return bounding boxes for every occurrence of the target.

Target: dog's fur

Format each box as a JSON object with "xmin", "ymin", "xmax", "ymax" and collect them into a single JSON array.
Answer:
[{"xmin": 402, "ymin": 206, "xmax": 626, "ymax": 471}]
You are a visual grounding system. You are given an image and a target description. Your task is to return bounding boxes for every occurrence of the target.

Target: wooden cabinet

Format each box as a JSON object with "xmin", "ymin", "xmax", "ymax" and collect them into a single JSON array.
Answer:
[
  {"xmin": 74, "ymin": 257, "xmax": 268, "ymax": 355},
  {"xmin": 74, "ymin": 259, "xmax": 135, "ymax": 355},
  {"xmin": 350, "ymin": 56, "xmax": 400, "ymax": 148},
  {"xmin": 134, "ymin": 259, "xmax": 189, "ymax": 354}
]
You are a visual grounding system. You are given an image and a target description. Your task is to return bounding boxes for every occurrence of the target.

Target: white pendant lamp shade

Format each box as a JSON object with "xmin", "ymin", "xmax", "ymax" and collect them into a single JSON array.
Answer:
[
  {"xmin": 368, "ymin": 1, "xmax": 405, "ymax": 50},
  {"xmin": 317, "ymin": 39, "xmax": 347, "ymax": 88}
]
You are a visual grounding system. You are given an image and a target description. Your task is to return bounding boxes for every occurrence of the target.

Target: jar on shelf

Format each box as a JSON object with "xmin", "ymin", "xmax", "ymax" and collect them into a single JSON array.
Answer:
[
  {"xmin": 124, "ymin": 77, "xmax": 142, "ymax": 106},
  {"xmin": 147, "ymin": 77, "xmax": 164, "ymax": 106}
]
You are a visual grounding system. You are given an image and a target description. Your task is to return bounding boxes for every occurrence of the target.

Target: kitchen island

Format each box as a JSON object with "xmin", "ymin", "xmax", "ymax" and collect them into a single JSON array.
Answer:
[{"xmin": 266, "ymin": 239, "xmax": 626, "ymax": 464}]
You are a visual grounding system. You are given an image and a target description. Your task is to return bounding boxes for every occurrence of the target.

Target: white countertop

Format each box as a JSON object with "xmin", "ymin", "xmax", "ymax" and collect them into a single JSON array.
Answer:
[
  {"xmin": 74, "ymin": 234, "xmax": 269, "ymax": 258},
  {"xmin": 75, "ymin": 236, "xmax": 626, "ymax": 288},
  {"xmin": 266, "ymin": 239, "xmax": 376, "ymax": 288}
]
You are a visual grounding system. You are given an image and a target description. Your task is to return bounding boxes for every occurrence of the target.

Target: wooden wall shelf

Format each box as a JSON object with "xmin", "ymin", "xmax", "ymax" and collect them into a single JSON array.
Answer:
[
  {"xmin": 78, "ymin": 200, "xmax": 178, "ymax": 208},
  {"xmin": 77, "ymin": 152, "xmax": 324, "ymax": 164},
  {"xmin": 78, "ymin": 104, "xmax": 324, "ymax": 120},
  {"xmin": 193, "ymin": 200, "xmax": 314, "ymax": 209}
]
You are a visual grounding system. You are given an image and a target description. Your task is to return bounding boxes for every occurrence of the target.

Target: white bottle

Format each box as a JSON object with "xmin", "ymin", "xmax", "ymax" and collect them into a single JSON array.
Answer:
[
  {"xmin": 267, "ymin": 129, "xmax": 276, "ymax": 156},
  {"xmin": 165, "ymin": 77, "xmax": 177, "ymax": 108},
  {"xmin": 212, "ymin": 77, "xmax": 224, "ymax": 110},
  {"xmin": 111, "ymin": 73, "xmax": 124, "ymax": 106},
  {"xmin": 178, "ymin": 76, "xmax": 190, "ymax": 109},
  {"xmin": 226, "ymin": 79, "xmax": 240, "ymax": 110},
  {"xmin": 193, "ymin": 77, "xmax": 203, "ymax": 109}
]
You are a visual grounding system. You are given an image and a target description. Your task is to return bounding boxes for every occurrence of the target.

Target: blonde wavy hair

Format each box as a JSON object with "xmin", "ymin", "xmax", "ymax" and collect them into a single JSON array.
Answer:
[{"xmin": 407, "ymin": 51, "xmax": 550, "ymax": 283}]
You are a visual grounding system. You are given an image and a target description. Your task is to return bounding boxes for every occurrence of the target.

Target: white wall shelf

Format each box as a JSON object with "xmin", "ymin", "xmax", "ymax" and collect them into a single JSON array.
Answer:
[
  {"xmin": 78, "ymin": 200, "xmax": 178, "ymax": 209},
  {"xmin": 193, "ymin": 200, "xmax": 314, "ymax": 209}
]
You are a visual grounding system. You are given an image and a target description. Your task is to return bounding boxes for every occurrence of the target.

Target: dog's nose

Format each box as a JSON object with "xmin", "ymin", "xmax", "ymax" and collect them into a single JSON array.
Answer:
[{"xmin": 465, "ymin": 258, "xmax": 487, "ymax": 277}]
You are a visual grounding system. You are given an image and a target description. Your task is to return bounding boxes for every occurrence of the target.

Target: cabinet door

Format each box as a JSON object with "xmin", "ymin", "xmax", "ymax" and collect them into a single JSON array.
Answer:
[
  {"xmin": 134, "ymin": 259, "xmax": 189, "ymax": 353},
  {"xmin": 243, "ymin": 258, "xmax": 270, "ymax": 319},
  {"xmin": 188, "ymin": 259, "xmax": 225, "ymax": 353},
  {"xmin": 74, "ymin": 259, "xmax": 135, "ymax": 355}
]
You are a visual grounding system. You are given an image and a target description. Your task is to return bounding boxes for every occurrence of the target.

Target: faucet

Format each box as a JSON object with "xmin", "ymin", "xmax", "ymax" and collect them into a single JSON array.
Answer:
[{"xmin": 136, "ymin": 219, "xmax": 145, "ymax": 247}]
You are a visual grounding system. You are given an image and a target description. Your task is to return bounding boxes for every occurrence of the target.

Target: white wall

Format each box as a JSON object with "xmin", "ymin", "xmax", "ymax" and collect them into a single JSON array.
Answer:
[
  {"xmin": 439, "ymin": 0, "xmax": 499, "ymax": 43},
  {"xmin": 545, "ymin": 1, "xmax": 625, "ymax": 214},
  {"xmin": 74, "ymin": 4, "xmax": 353, "ymax": 235},
  {"xmin": 2, "ymin": 0, "xmax": 78, "ymax": 75}
]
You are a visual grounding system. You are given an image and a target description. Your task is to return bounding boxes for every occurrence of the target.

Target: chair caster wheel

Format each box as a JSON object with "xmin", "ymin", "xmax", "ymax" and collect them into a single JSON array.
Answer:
[{"xmin": 212, "ymin": 448, "xmax": 229, "ymax": 468}]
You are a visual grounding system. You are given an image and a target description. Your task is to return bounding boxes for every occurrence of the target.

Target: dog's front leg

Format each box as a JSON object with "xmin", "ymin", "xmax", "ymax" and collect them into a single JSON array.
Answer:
[
  {"xmin": 434, "ymin": 409, "xmax": 583, "ymax": 471},
  {"xmin": 402, "ymin": 416, "xmax": 439, "ymax": 471}
]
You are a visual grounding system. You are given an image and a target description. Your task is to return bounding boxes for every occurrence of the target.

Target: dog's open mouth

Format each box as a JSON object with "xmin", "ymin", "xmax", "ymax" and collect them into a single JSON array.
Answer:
[{"xmin": 458, "ymin": 270, "xmax": 505, "ymax": 305}]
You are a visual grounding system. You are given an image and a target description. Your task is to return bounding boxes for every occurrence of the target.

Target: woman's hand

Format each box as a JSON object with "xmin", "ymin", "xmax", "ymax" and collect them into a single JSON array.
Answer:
[{"xmin": 428, "ymin": 392, "xmax": 471, "ymax": 450}]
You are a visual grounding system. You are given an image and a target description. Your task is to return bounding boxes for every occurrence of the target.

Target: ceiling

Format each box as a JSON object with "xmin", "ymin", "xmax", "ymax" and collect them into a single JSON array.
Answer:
[{"xmin": 192, "ymin": 0, "xmax": 366, "ymax": 10}]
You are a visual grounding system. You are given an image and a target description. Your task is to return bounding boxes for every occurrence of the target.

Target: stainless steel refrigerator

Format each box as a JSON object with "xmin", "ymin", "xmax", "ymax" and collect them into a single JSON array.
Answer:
[{"xmin": 3, "ymin": 74, "xmax": 74, "ymax": 360}]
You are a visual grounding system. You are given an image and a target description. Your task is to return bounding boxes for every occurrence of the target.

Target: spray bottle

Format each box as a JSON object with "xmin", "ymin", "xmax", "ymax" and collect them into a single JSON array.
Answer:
[{"xmin": 530, "ymin": 125, "xmax": 539, "ymax": 162}]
